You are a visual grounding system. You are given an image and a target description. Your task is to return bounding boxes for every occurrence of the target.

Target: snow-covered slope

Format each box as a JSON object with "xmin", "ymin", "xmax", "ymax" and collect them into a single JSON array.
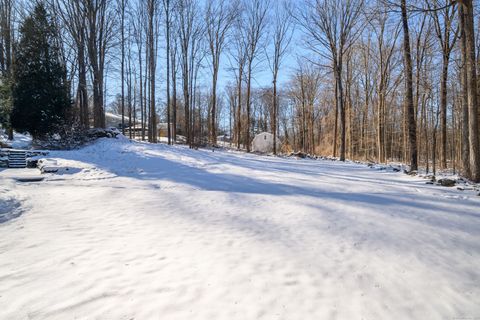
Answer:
[
  {"xmin": 0, "ymin": 131, "xmax": 32, "ymax": 149},
  {"xmin": 1, "ymin": 138, "xmax": 479, "ymax": 320}
]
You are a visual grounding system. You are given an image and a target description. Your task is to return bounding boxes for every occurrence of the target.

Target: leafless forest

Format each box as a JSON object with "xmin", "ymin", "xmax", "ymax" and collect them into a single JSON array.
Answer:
[{"xmin": 1, "ymin": 0, "xmax": 479, "ymax": 182}]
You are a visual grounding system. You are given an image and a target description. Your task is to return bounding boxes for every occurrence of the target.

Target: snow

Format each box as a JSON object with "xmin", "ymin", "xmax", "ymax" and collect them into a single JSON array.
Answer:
[
  {"xmin": 0, "ymin": 131, "xmax": 32, "ymax": 149},
  {"xmin": 1, "ymin": 137, "xmax": 479, "ymax": 320},
  {"xmin": 0, "ymin": 178, "xmax": 25, "ymax": 223}
]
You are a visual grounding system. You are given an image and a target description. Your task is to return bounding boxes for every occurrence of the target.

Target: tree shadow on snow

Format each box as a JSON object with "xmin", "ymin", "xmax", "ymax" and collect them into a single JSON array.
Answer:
[
  {"xmin": 0, "ymin": 197, "xmax": 23, "ymax": 224},
  {"xmin": 55, "ymin": 142, "xmax": 480, "ymax": 236}
]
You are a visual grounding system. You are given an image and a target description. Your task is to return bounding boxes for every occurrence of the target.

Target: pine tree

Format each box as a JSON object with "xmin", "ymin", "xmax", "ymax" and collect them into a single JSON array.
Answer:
[
  {"xmin": 11, "ymin": 4, "xmax": 70, "ymax": 139},
  {"xmin": 0, "ymin": 75, "xmax": 13, "ymax": 131}
]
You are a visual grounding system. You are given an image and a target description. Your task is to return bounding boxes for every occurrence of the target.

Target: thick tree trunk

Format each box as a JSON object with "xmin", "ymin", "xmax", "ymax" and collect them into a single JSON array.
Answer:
[
  {"xmin": 165, "ymin": 0, "xmax": 171, "ymax": 145},
  {"xmin": 138, "ymin": 44, "xmax": 145, "ymax": 141},
  {"xmin": 459, "ymin": 5, "xmax": 470, "ymax": 177},
  {"xmin": 333, "ymin": 83, "xmax": 338, "ymax": 157},
  {"xmin": 335, "ymin": 64, "xmax": 346, "ymax": 162},
  {"xmin": 77, "ymin": 42, "xmax": 88, "ymax": 129},
  {"xmin": 401, "ymin": 0, "xmax": 418, "ymax": 171},
  {"xmin": 211, "ymin": 66, "xmax": 218, "ymax": 146},
  {"xmin": 86, "ymin": 15, "xmax": 105, "ymax": 128},
  {"xmin": 273, "ymin": 75, "xmax": 278, "ymax": 155},
  {"xmin": 121, "ymin": 0, "xmax": 125, "ymax": 135},
  {"xmin": 377, "ymin": 90, "xmax": 386, "ymax": 163},
  {"xmin": 92, "ymin": 72, "xmax": 105, "ymax": 128},
  {"xmin": 440, "ymin": 53, "xmax": 449, "ymax": 169},
  {"xmin": 301, "ymin": 78, "xmax": 306, "ymax": 152},
  {"xmin": 143, "ymin": 51, "xmax": 148, "ymax": 141},
  {"xmin": 236, "ymin": 65, "xmax": 243, "ymax": 150},
  {"xmin": 246, "ymin": 62, "xmax": 252, "ymax": 152},
  {"xmin": 183, "ymin": 67, "xmax": 190, "ymax": 145},
  {"xmin": 461, "ymin": 0, "xmax": 480, "ymax": 181},
  {"xmin": 148, "ymin": 0, "xmax": 157, "ymax": 143},
  {"xmin": 171, "ymin": 49, "xmax": 177, "ymax": 143}
]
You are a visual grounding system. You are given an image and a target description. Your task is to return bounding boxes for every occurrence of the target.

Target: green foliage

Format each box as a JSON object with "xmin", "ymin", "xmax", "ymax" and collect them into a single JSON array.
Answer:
[
  {"xmin": 11, "ymin": 3, "xmax": 71, "ymax": 139},
  {"xmin": 0, "ymin": 76, "xmax": 13, "ymax": 128}
]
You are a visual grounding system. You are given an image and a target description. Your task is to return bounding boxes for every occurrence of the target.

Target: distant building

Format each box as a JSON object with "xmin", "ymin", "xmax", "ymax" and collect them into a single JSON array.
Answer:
[
  {"xmin": 105, "ymin": 112, "xmax": 173, "ymax": 139},
  {"xmin": 105, "ymin": 112, "xmax": 132, "ymax": 129}
]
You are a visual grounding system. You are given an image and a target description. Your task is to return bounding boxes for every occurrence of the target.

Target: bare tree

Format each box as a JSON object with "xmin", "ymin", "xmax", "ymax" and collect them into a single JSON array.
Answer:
[
  {"xmin": 428, "ymin": 0, "xmax": 458, "ymax": 169},
  {"xmin": 458, "ymin": 3, "xmax": 469, "ymax": 177},
  {"xmin": 289, "ymin": 61, "xmax": 322, "ymax": 154},
  {"xmin": 205, "ymin": 0, "xmax": 236, "ymax": 146},
  {"xmin": 369, "ymin": 6, "xmax": 401, "ymax": 163},
  {"xmin": 400, "ymin": 0, "xmax": 418, "ymax": 171},
  {"xmin": 126, "ymin": 23, "xmax": 134, "ymax": 138},
  {"xmin": 177, "ymin": 0, "xmax": 203, "ymax": 146},
  {"xmin": 458, "ymin": 0, "xmax": 479, "ymax": 181},
  {"xmin": 146, "ymin": 0, "xmax": 159, "ymax": 142},
  {"xmin": 84, "ymin": 0, "xmax": 116, "ymax": 128},
  {"xmin": 132, "ymin": 1, "xmax": 146, "ymax": 140},
  {"xmin": 243, "ymin": 0, "xmax": 269, "ymax": 152},
  {"xmin": 267, "ymin": 0, "xmax": 292, "ymax": 154},
  {"xmin": 229, "ymin": 16, "xmax": 247, "ymax": 149},
  {"xmin": 162, "ymin": 0, "xmax": 172, "ymax": 144},
  {"xmin": 119, "ymin": 0, "xmax": 127, "ymax": 134},
  {"xmin": 171, "ymin": 26, "xmax": 178, "ymax": 142},
  {"xmin": 298, "ymin": 0, "xmax": 364, "ymax": 161}
]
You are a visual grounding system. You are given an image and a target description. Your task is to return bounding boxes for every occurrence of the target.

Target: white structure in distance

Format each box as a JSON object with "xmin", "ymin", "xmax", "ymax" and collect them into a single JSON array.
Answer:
[{"xmin": 251, "ymin": 132, "xmax": 281, "ymax": 154}]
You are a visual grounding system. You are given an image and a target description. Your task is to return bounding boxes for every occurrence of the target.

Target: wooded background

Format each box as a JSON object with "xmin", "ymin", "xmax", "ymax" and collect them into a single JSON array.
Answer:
[{"xmin": 1, "ymin": 0, "xmax": 479, "ymax": 181}]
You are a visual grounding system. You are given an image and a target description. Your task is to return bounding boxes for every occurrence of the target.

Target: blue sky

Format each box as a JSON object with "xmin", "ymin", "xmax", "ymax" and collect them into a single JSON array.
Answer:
[{"xmin": 104, "ymin": 1, "xmax": 309, "ymax": 110}]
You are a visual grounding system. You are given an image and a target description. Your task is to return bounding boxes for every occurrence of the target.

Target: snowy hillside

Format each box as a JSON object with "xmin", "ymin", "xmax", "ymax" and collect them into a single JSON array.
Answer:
[
  {"xmin": 0, "ymin": 131, "xmax": 32, "ymax": 149},
  {"xmin": 1, "ymin": 137, "xmax": 479, "ymax": 320}
]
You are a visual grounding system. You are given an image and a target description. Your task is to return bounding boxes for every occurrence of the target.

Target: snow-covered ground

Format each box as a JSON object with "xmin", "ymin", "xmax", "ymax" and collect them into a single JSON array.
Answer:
[
  {"xmin": 0, "ymin": 130, "xmax": 32, "ymax": 149},
  {"xmin": 1, "ymin": 137, "xmax": 479, "ymax": 320}
]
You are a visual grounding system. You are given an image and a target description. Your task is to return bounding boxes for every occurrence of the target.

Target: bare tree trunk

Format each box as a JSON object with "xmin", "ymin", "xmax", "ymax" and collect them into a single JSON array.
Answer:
[
  {"xmin": 236, "ymin": 64, "xmax": 243, "ymax": 149},
  {"xmin": 177, "ymin": 0, "xmax": 202, "ymax": 147},
  {"xmin": 211, "ymin": 73, "xmax": 218, "ymax": 145},
  {"xmin": 133, "ymin": 72, "xmax": 137, "ymax": 139},
  {"xmin": 333, "ymin": 82, "xmax": 338, "ymax": 157},
  {"xmin": 401, "ymin": 0, "xmax": 418, "ymax": 171},
  {"xmin": 127, "ymin": 25, "xmax": 133, "ymax": 139},
  {"xmin": 378, "ymin": 90, "xmax": 385, "ymax": 163},
  {"xmin": 243, "ymin": 0, "xmax": 268, "ymax": 152},
  {"xmin": 120, "ymin": 0, "xmax": 126, "ymax": 134},
  {"xmin": 171, "ymin": 44, "xmax": 177, "ymax": 142},
  {"xmin": 144, "ymin": 46, "xmax": 148, "ymax": 140},
  {"xmin": 133, "ymin": 4, "xmax": 145, "ymax": 140},
  {"xmin": 301, "ymin": 76, "xmax": 306, "ymax": 152},
  {"xmin": 85, "ymin": 0, "xmax": 113, "ymax": 129},
  {"xmin": 205, "ymin": 0, "xmax": 235, "ymax": 146},
  {"xmin": 246, "ymin": 62, "xmax": 253, "ymax": 152},
  {"xmin": 439, "ymin": 53, "xmax": 448, "ymax": 168},
  {"xmin": 139, "ymin": 44, "xmax": 144, "ymax": 140},
  {"xmin": 147, "ymin": 0, "xmax": 157, "ymax": 142},
  {"xmin": 335, "ymin": 64, "xmax": 346, "ymax": 161},
  {"xmin": 273, "ymin": 76, "xmax": 278, "ymax": 154},
  {"xmin": 78, "ymin": 35, "xmax": 89, "ymax": 129},
  {"xmin": 163, "ymin": 0, "xmax": 171, "ymax": 144},
  {"xmin": 269, "ymin": 2, "xmax": 292, "ymax": 155},
  {"xmin": 460, "ymin": 0, "xmax": 480, "ymax": 181}
]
